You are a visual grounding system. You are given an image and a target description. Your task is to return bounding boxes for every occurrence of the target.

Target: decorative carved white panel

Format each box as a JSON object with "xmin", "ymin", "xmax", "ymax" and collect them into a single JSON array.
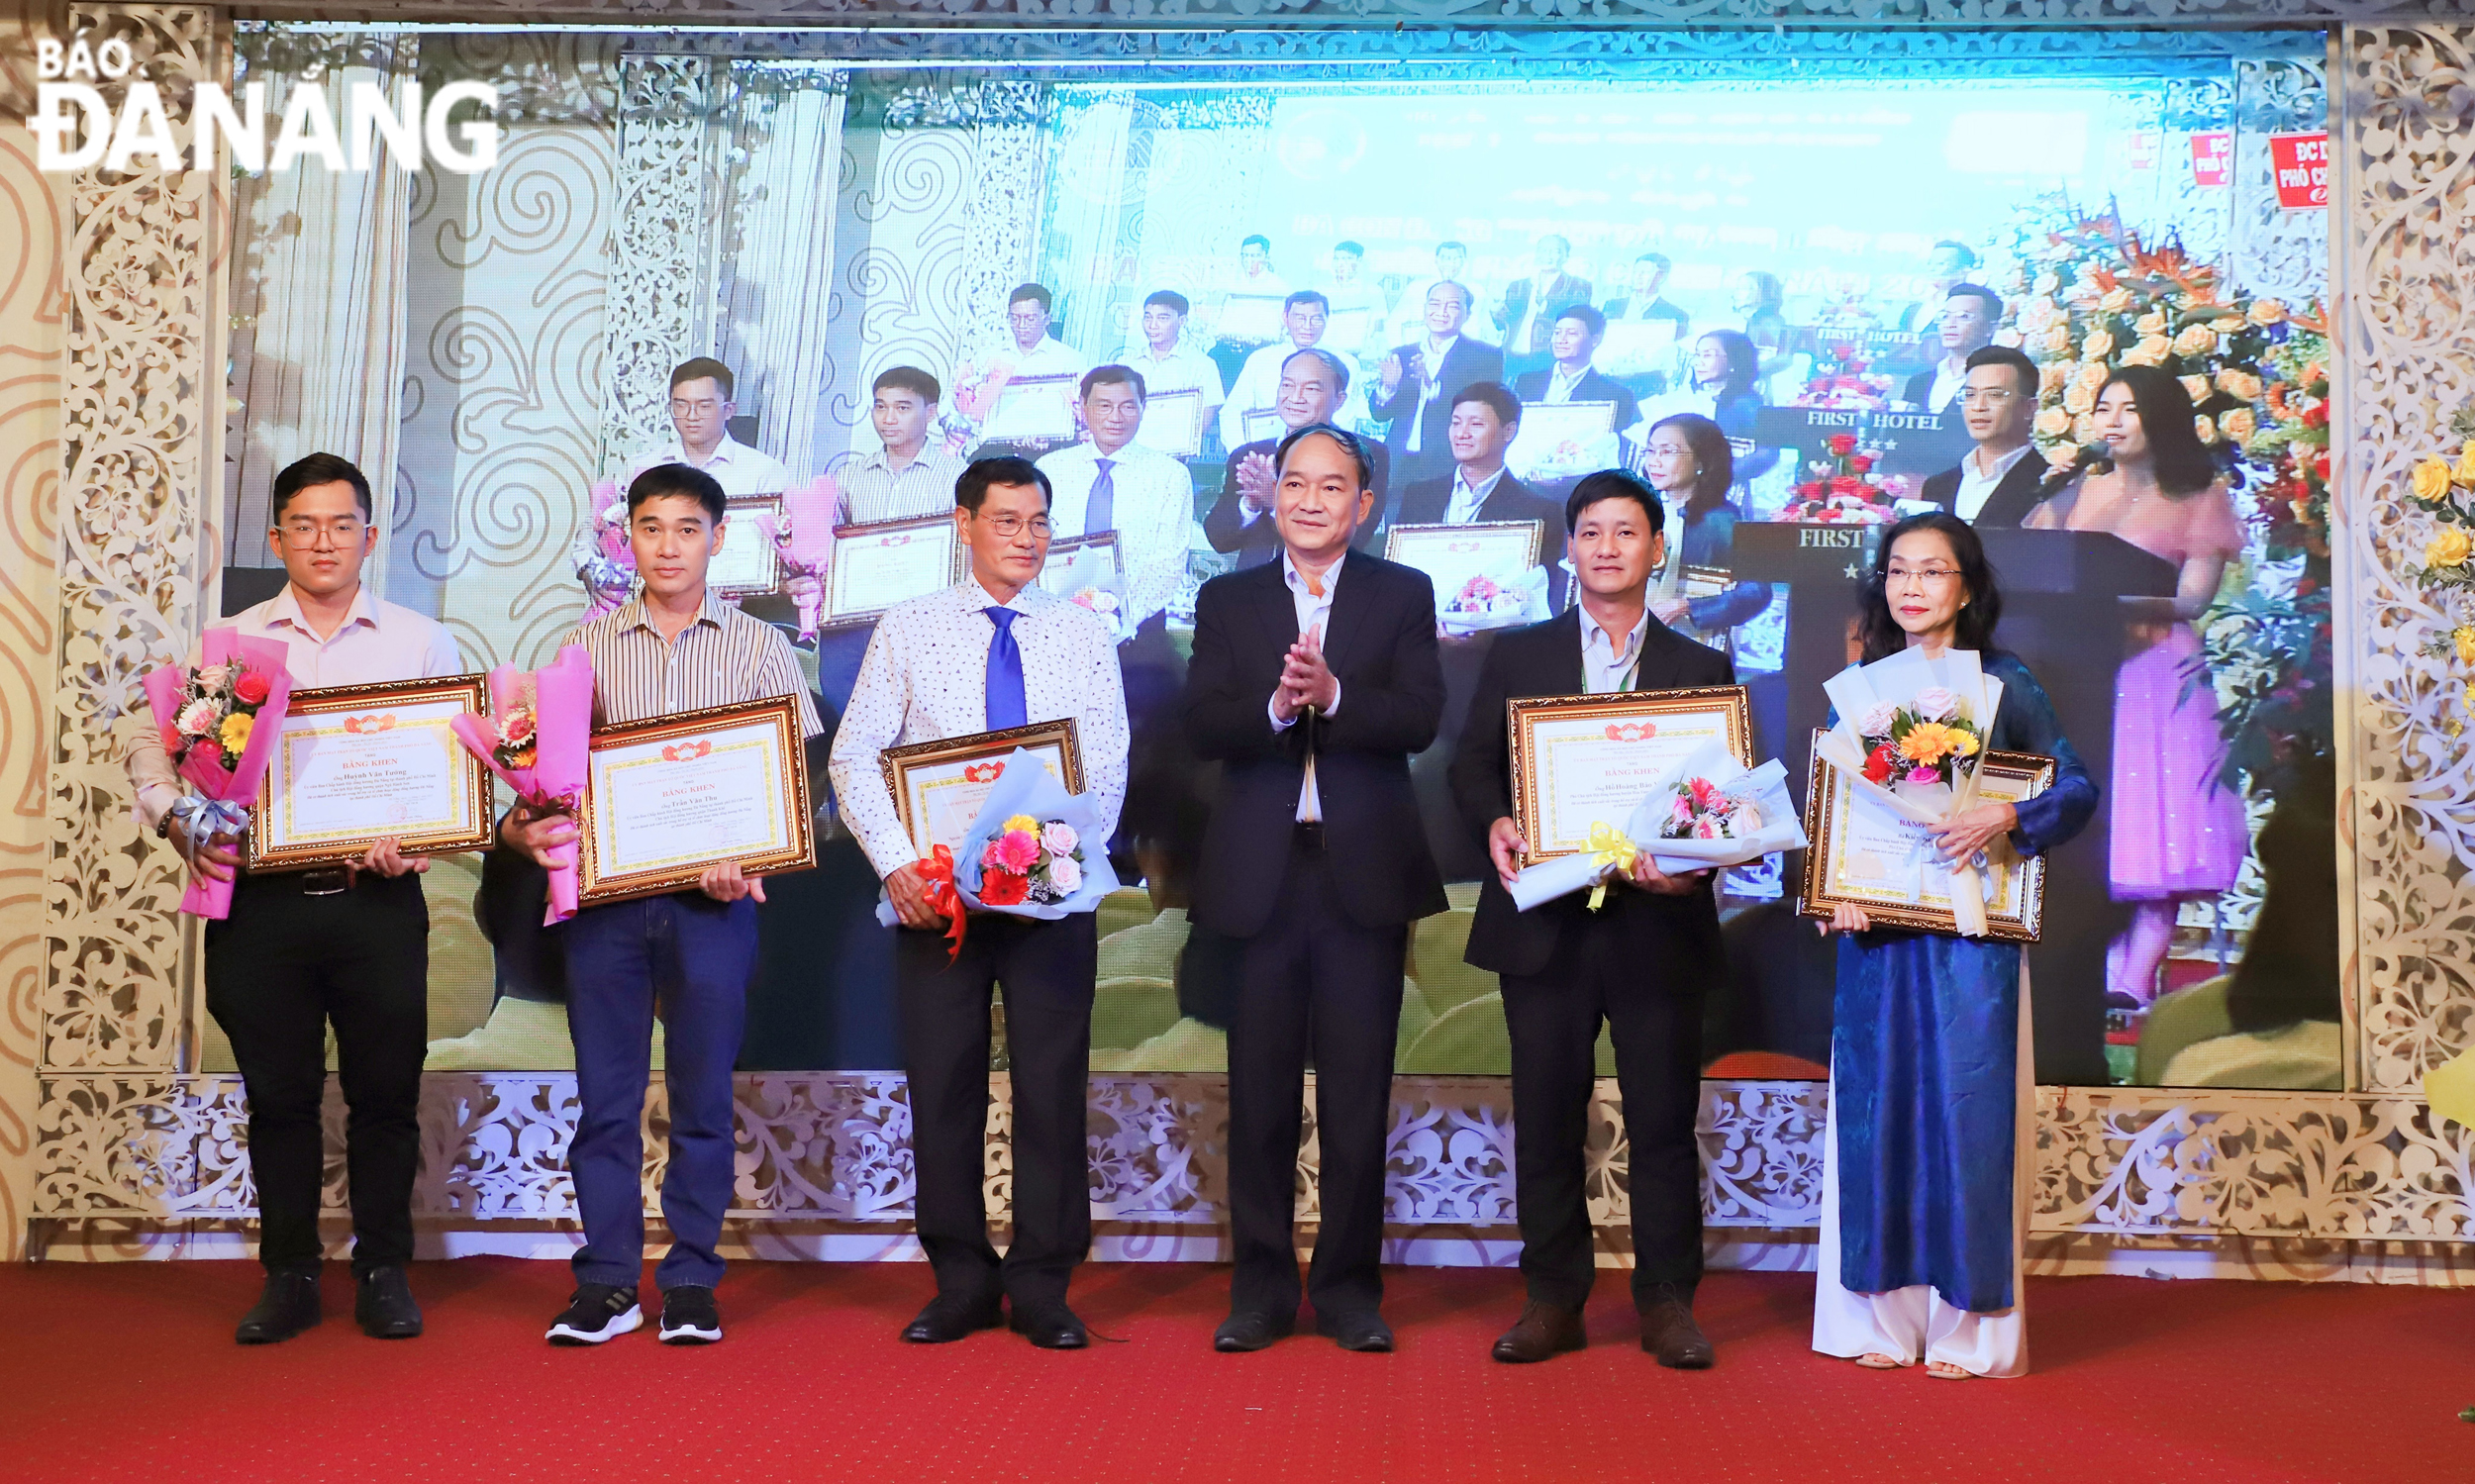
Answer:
[{"xmin": 599, "ymin": 53, "xmax": 719, "ymax": 477}]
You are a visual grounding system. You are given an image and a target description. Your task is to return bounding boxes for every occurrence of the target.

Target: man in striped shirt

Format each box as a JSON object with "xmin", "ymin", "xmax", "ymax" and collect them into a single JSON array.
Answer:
[{"xmin": 503, "ymin": 462, "xmax": 822, "ymax": 1349}]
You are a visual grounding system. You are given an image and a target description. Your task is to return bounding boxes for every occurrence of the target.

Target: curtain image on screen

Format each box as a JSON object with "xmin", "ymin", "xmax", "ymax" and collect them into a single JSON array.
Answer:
[{"xmin": 218, "ymin": 34, "xmax": 2336, "ymax": 1089}]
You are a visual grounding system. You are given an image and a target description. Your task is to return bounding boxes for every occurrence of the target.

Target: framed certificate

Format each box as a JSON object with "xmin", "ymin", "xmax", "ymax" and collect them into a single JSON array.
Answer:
[
  {"xmin": 1797, "ymin": 738, "xmax": 2056, "ymax": 941},
  {"xmin": 1217, "ymin": 293, "xmax": 1287, "ymax": 345},
  {"xmin": 1599, "ymin": 319, "xmax": 1678, "ymax": 376},
  {"xmin": 577, "ymin": 694, "xmax": 817, "ymax": 905},
  {"xmin": 248, "ymin": 675, "xmax": 496, "ymax": 870},
  {"xmin": 708, "ymin": 495, "xmax": 784, "ymax": 598},
  {"xmin": 823, "ymin": 514, "xmax": 963, "ymax": 629},
  {"xmin": 1239, "ymin": 406, "xmax": 1287, "ymax": 445},
  {"xmin": 1507, "ymin": 400, "xmax": 1621, "ymax": 483},
  {"xmin": 1507, "ymin": 686, "xmax": 1754, "ymax": 863},
  {"xmin": 1387, "ymin": 520, "xmax": 1544, "ymax": 597},
  {"xmin": 1135, "ymin": 388, "xmax": 1206, "ymax": 458},
  {"xmin": 1039, "ymin": 532, "xmax": 1121, "ymax": 597},
  {"xmin": 1325, "ymin": 307, "xmax": 1374, "ymax": 350},
  {"xmin": 879, "ymin": 719, "xmax": 1085, "ymax": 860},
  {"xmin": 986, "ymin": 372, "xmax": 1081, "ymax": 442}
]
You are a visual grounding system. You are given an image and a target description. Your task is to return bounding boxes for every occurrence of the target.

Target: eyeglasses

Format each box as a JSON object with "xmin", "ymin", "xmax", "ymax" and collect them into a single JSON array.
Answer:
[
  {"xmin": 1958, "ymin": 389, "xmax": 2018, "ymax": 407},
  {"xmin": 668, "ymin": 399, "xmax": 722, "ymax": 417},
  {"xmin": 1884, "ymin": 564, "xmax": 1962, "ymax": 588},
  {"xmin": 975, "ymin": 514, "xmax": 1053, "ymax": 540},
  {"xmin": 276, "ymin": 518, "xmax": 364, "ymax": 549}
]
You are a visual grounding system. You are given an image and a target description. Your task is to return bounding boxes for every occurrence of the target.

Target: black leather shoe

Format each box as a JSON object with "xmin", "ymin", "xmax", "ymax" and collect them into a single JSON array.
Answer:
[
  {"xmin": 902, "ymin": 1292, "xmax": 1003, "ymax": 1344},
  {"xmin": 1212, "ymin": 1308, "xmax": 1295, "ymax": 1352},
  {"xmin": 1491, "ymin": 1300, "xmax": 1586, "ymax": 1363},
  {"xmin": 1316, "ymin": 1309, "xmax": 1395, "ymax": 1353},
  {"xmin": 236, "ymin": 1269, "xmax": 323, "ymax": 1345},
  {"xmin": 1008, "ymin": 1299, "xmax": 1089, "ymax": 1350},
  {"xmin": 1638, "ymin": 1283, "xmax": 1715, "ymax": 1369},
  {"xmin": 353, "ymin": 1265, "xmax": 423, "ymax": 1339}
]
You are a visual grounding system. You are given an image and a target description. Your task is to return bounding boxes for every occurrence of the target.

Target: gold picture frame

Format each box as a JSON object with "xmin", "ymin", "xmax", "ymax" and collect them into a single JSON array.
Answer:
[
  {"xmin": 247, "ymin": 674, "xmax": 496, "ymax": 870},
  {"xmin": 879, "ymin": 718, "xmax": 1085, "ymax": 861},
  {"xmin": 576, "ymin": 694, "xmax": 817, "ymax": 906},
  {"xmin": 1796, "ymin": 734, "xmax": 2057, "ymax": 941},
  {"xmin": 1507, "ymin": 685, "xmax": 1753, "ymax": 864},
  {"xmin": 708, "ymin": 494, "xmax": 786, "ymax": 598},
  {"xmin": 821, "ymin": 513, "xmax": 964, "ymax": 630}
]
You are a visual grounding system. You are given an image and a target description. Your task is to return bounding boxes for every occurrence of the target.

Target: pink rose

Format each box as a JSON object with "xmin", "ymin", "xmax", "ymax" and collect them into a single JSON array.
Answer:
[
  {"xmin": 1906, "ymin": 764, "xmax": 1940, "ymax": 785},
  {"xmin": 190, "ymin": 739, "xmax": 224, "ymax": 768},
  {"xmin": 1913, "ymin": 686, "xmax": 1961, "ymax": 723},
  {"xmin": 1042, "ymin": 822, "xmax": 1079, "ymax": 856},
  {"xmin": 1854, "ymin": 701, "xmax": 1899, "ymax": 739},
  {"xmin": 233, "ymin": 670, "xmax": 271, "ymax": 706},
  {"xmin": 194, "ymin": 664, "xmax": 232, "ymax": 693},
  {"xmin": 1049, "ymin": 854, "xmax": 1082, "ymax": 895}
]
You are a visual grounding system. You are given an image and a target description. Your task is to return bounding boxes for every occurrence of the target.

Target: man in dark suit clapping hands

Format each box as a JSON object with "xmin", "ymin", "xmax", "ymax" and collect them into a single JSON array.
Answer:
[
  {"xmin": 1449, "ymin": 469, "xmax": 1732, "ymax": 1369},
  {"xmin": 1376, "ymin": 282, "xmax": 1505, "ymax": 487},
  {"xmin": 1185, "ymin": 424, "xmax": 1447, "ymax": 1355}
]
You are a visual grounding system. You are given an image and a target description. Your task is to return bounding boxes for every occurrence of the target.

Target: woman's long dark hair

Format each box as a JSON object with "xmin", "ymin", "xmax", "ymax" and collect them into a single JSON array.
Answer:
[
  {"xmin": 1855, "ymin": 512, "xmax": 2004, "ymax": 662},
  {"xmin": 1646, "ymin": 413, "xmax": 1735, "ymax": 521},
  {"xmin": 1697, "ymin": 330, "xmax": 1761, "ymax": 400},
  {"xmin": 2098, "ymin": 363, "xmax": 2221, "ymax": 498}
]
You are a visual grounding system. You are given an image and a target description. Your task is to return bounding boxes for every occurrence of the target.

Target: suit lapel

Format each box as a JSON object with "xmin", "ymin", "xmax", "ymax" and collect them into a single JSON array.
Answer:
[
  {"xmin": 1629, "ymin": 622, "xmax": 1698, "ymax": 693},
  {"xmin": 1320, "ymin": 554, "xmax": 1378, "ymax": 679},
  {"xmin": 1540, "ymin": 608, "xmax": 1586, "ymax": 695}
]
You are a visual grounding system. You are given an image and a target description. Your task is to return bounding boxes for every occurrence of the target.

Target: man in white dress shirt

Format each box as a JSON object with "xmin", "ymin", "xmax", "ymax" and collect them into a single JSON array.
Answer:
[
  {"xmin": 1920, "ymin": 346, "xmax": 2053, "ymax": 529},
  {"xmin": 575, "ymin": 357, "xmax": 793, "ymax": 608},
  {"xmin": 1899, "ymin": 285, "xmax": 2002, "ymax": 414},
  {"xmin": 1320, "ymin": 241, "xmax": 1386, "ymax": 362},
  {"xmin": 978, "ymin": 284, "xmax": 1089, "ymax": 444},
  {"xmin": 1220, "ymin": 291, "xmax": 1365, "ymax": 451},
  {"xmin": 1119, "ymin": 290, "xmax": 1227, "ymax": 441},
  {"xmin": 831, "ymin": 457, "xmax": 1129, "ymax": 1350},
  {"xmin": 126, "ymin": 453, "xmax": 460, "ymax": 1346}
]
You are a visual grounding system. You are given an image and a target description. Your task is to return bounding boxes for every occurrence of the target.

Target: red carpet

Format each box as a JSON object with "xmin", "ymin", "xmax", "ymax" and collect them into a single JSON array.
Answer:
[{"xmin": 7, "ymin": 1261, "xmax": 2467, "ymax": 1482}]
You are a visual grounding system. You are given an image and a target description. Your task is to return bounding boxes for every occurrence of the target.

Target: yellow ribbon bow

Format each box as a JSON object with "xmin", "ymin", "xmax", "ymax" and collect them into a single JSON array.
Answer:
[{"xmin": 1584, "ymin": 822, "xmax": 1638, "ymax": 911}]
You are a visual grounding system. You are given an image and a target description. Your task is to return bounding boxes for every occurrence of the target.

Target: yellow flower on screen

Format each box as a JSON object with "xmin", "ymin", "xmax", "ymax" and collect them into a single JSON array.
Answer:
[
  {"xmin": 2455, "ymin": 447, "xmax": 2475, "ymax": 487},
  {"xmin": 2452, "ymin": 626, "xmax": 2475, "ymax": 664},
  {"xmin": 219, "ymin": 711, "xmax": 253, "ymax": 753},
  {"xmin": 2414, "ymin": 457, "xmax": 2457, "ymax": 503},
  {"xmin": 2427, "ymin": 526, "xmax": 2473, "ymax": 569}
]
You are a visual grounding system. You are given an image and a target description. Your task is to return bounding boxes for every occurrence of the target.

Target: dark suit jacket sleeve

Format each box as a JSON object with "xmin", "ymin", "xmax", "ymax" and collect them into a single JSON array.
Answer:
[
  {"xmin": 1902, "ymin": 369, "xmax": 1933, "ymax": 408},
  {"xmin": 1323, "ymin": 568, "xmax": 1444, "ymax": 758},
  {"xmin": 1182, "ymin": 578, "xmax": 1296, "ymax": 766},
  {"xmin": 1203, "ymin": 447, "xmax": 1252, "ymax": 553},
  {"xmin": 1447, "ymin": 629, "xmax": 1521, "ymax": 842},
  {"xmin": 1922, "ymin": 467, "xmax": 1959, "ymax": 512},
  {"xmin": 1373, "ymin": 345, "xmax": 1420, "ymax": 426},
  {"xmin": 1467, "ymin": 341, "xmax": 1507, "ymax": 382}
]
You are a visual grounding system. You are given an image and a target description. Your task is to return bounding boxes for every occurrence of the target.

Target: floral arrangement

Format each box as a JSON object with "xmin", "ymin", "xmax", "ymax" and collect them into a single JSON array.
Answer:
[
  {"xmin": 1658, "ymin": 774, "xmax": 1765, "ymax": 842},
  {"xmin": 447, "ymin": 645, "xmax": 594, "ymax": 925},
  {"xmin": 579, "ymin": 479, "xmax": 635, "ymax": 617},
  {"xmin": 939, "ymin": 359, "xmax": 1017, "ymax": 454},
  {"xmin": 2001, "ymin": 199, "xmax": 2334, "ymax": 795},
  {"xmin": 140, "ymin": 630, "xmax": 297, "ymax": 919},
  {"xmin": 777, "ymin": 475, "xmax": 842, "ymax": 640},
  {"xmin": 487, "ymin": 702, "xmax": 539, "ymax": 771},
  {"xmin": 1785, "ymin": 432, "xmax": 1896, "ymax": 524},
  {"xmin": 1851, "ymin": 686, "xmax": 1986, "ymax": 792},
  {"xmin": 975, "ymin": 813, "xmax": 1087, "ymax": 908}
]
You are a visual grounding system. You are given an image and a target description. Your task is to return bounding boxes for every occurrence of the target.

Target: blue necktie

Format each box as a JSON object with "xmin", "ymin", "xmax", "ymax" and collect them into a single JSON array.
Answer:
[
  {"xmin": 983, "ymin": 607, "xmax": 1028, "ymax": 731},
  {"xmin": 1087, "ymin": 457, "xmax": 1116, "ymax": 534}
]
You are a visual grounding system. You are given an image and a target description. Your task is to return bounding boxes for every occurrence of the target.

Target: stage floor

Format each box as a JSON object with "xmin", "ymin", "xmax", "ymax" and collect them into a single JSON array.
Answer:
[{"xmin": 10, "ymin": 1260, "xmax": 2465, "ymax": 1481}]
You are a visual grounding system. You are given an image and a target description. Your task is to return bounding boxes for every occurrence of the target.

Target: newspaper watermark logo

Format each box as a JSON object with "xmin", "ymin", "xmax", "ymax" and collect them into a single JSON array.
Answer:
[{"xmin": 29, "ymin": 34, "xmax": 501, "ymax": 174}]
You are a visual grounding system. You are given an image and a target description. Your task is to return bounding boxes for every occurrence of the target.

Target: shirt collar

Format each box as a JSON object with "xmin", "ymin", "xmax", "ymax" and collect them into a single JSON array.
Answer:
[
  {"xmin": 1454, "ymin": 465, "xmax": 1507, "ymax": 503},
  {"xmin": 264, "ymin": 583, "xmax": 376, "ymax": 639},
  {"xmin": 616, "ymin": 589, "xmax": 730, "ymax": 635},
  {"xmin": 1550, "ymin": 362, "xmax": 1590, "ymax": 389},
  {"xmin": 663, "ymin": 434, "xmax": 743, "ymax": 469},
  {"xmin": 1582, "ymin": 607, "xmax": 1650, "ymax": 662},
  {"xmin": 1281, "ymin": 547, "xmax": 1345, "ymax": 602},
  {"xmin": 1969, "ymin": 443, "xmax": 2035, "ymax": 480},
  {"xmin": 968, "ymin": 577, "xmax": 1032, "ymax": 613}
]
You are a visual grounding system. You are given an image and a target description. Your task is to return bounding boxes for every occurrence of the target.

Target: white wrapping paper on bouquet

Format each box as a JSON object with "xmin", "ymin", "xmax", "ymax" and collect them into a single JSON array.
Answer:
[
  {"xmin": 1814, "ymin": 647, "xmax": 2005, "ymax": 937},
  {"xmin": 1507, "ymin": 737, "xmax": 1808, "ymax": 911}
]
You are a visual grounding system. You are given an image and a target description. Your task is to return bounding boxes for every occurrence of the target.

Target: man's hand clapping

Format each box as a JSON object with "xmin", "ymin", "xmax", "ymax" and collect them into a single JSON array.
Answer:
[{"xmin": 1272, "ymin": 629, "xmax": 1338, "ymax": 725}]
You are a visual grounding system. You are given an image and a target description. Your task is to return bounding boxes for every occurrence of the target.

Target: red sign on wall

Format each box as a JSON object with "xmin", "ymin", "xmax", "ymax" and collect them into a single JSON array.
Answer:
[
  {"xmin": 2190, "ymin": 131, "xmax": 2232, "ymax": 188},
  {"xmin": 2269, "ymin": 131, "xmax": 2330, "ymax": 210}
]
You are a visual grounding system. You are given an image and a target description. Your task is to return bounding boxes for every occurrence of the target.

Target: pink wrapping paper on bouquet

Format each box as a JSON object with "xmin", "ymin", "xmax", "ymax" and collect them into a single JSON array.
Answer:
[
  {"xmin": 777, "ymin": 475, "xmax": 842, "ymax": 640},
  {"xmin": 140, "ymin": 630, "xmax": 295, "ymax": 921},
  {"xmin": 448, "ymin": 644, "xmax": 595, "ymax": 926}
]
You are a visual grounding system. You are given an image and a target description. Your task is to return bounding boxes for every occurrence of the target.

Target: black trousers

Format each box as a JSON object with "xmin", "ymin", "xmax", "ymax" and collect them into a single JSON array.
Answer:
[
  {"xmin": 1227, "ymin": 833, "xmax": 1407, "ymax": 1319},
  {"xmin": 1502, "ymin": 913, "xmax": 1705, "ymax": 1308},
  {"xmin": 897, "ymin": 912, "xmax": 1096, "ymax": 1306},
  {"xmin": 202, "ymin": 870, "xmax": 429, "ymax": 1275}
]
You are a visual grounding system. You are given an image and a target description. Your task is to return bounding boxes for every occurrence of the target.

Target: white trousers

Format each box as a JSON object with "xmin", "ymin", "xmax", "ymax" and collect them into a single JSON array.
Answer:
[{"xmin": 1810, "ymin": 967, "xmax": 2035, "ymax": 1378}]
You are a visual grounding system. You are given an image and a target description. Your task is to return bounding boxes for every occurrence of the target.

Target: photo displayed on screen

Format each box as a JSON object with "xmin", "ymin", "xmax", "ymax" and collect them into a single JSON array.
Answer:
[{"xmin": 222, "ymin": 34, "xmax": 2335, "ymax": 1091}]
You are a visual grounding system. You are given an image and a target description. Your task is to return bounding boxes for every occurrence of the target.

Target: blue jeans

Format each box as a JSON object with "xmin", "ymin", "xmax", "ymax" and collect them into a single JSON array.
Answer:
[{"xmin": 559, "ymin": 891, "xmax": 757, "ymax": 1291}]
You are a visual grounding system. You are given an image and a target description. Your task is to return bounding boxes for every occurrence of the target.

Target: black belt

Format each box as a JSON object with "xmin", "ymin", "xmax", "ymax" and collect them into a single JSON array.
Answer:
[{"xmin": 241, "ymin": 866, "xmax": 356, "ymax": 897}]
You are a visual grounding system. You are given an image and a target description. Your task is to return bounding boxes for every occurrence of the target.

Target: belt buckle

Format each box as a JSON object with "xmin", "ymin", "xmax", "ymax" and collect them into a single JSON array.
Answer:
[{"xmin": 299, "ymin": 867, "xmax": 352, "ymax": 897}]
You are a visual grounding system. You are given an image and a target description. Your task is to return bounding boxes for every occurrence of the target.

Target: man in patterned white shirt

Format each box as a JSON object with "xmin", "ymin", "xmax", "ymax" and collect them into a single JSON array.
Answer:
[
  {"xmin": 504, "ymin": 462, "xmax": 823, "ymax": 1351},
  {"xmin": 828, "ymin": 455, "xmax": 1130, "ymax": 1351}
]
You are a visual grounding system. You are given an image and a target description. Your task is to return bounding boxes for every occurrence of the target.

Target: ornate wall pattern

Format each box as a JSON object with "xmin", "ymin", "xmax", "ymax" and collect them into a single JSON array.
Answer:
[
  {"xmin": 29, "ymin": 17, "xmax": 2475, "ymax": 1276},
  {"xmin": 598, "ymin": 54, "xmax": 721, "ymax": 479}
]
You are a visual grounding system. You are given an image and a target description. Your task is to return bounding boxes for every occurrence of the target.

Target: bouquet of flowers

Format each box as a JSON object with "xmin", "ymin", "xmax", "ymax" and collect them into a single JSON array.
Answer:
[
  {"xmin": 874, "ymin": 745, "xmax": 1122, "ymax": 959},
  {"xmin": 579, "ymin": 479, "xmax": 635, "ymax": 618},
  {"xmin": 140, "ymin": 630, "xmax": 296, "ymax": 919},
  {"xmin": 1783, "ymin": 433, "xmax": 1897, "ymax": 524},
  {"xmin": 1507, "ymin": 737, "xmax": 1808, "ymax": 912},
  {"xmin": 1437, "ymin": 564, "xmax": 1548, "ymax": 636},
  {"xmin": 776, "ymin": 475, "xmax": 842, "ymax": 640},
  {"xmin": 448, "ymin": 644, "xmax": 594, "ymax": 925},
  {"xmin": 1798, "ymin": 342, "xmax": 1895, "ymax": 411},
  {"xmin": 1815, "ymin": 646, "xmax": 2007, "ymax": 936}
]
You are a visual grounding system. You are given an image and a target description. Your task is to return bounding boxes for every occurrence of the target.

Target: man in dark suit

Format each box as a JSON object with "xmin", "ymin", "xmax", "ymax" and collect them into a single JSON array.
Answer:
[
  {"xmin": 1375, "ymin": 282, "xmax": 1505, "ymax": 488},
  {"xmin": 1494, "ymin": 234, "xmax": 1595, "ymax": 377},
  {"xmin": 1448, "ymin": 469, "xmax": 1731, "ymax": 1369},
  {"xmin": 1203, "ymin": 347, "xmax": 1389, "ymax": 568},
  {"xmin": 1600, "ymin": 253, "xmax": 1691, "ymax": 338},
  {"xmin": 1512, "ymin": 306, "xmax": 1642, "ymax": 437},
  {"xmin": 1899, "ymin": 284, "xmax": 2002, "ymax": 414},
  {"xmin": 1920, "ymin": 346, "xmax": 2053, "ymax": 528},
  {"xmin": 1385, "ymin": 381, "xmax": 1566, "ymax": 599},
  {"xmin": 1185, "ymin": 423, "xmax": 1447, "ymax": 1355}
]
